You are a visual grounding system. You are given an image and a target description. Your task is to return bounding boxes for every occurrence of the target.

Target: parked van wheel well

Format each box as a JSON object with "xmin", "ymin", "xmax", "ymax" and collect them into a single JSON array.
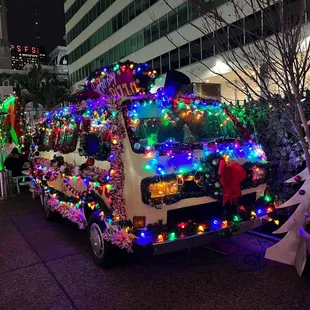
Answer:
[{"xmin": 83, "ymin": 196, "xmax": 112, "ymax": 222}]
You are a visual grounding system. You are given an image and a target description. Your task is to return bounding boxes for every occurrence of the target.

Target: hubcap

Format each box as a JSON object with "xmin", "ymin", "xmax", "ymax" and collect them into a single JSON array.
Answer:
[{"xmin": 90, "ymin": 223, "xmax": 104, "ymax": 259}]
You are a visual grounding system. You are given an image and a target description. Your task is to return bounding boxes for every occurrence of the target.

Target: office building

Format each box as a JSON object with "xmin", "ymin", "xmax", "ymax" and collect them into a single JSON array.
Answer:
[
  {"xmin": 65, "ymin": 0, "xmax": 310, "ymax": 101},
  {"xmin": 10, "ymin": 44, "xmax": 47, "ymax": 70}
]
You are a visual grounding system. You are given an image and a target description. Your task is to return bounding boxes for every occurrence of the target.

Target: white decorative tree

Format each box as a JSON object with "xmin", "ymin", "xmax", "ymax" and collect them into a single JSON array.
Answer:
[{"xmin": 265, "ymin": 167, "xmax": 310, "ymax": 276}]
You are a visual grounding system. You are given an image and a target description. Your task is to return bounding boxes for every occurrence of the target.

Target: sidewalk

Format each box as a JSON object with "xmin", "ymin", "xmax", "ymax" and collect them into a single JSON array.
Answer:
[{"xmin": 0, "ymin": 192, "xmax": 310, "ymax": 310}]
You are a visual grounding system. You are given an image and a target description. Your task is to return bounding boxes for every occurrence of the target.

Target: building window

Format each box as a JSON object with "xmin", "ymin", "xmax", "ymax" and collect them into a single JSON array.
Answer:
[
  {"xmin": 112, "ymin": 16, "xmax": 118, "ymax": 32},
  {"xmin": 189, "ymin": 3, "xmax": 199, "ymax": 20},
  {"xmin": 178, "ymin": 2, "xmax": 188, "ymax": 27},
  {"xmin": 170, "ymin": 49, "xmax": 179, "ymax": 70},
  {"xmin": 229, "ymin": 19, "xmax": 244, "ymax": 49},
  {"xmin": 215, "ymin": 27, "xmax": 228, "ymax": 54},
  {"xmin": 129, "ymin": 2, "xmax": 135, "ymax": 20},
  {"xmin": 144, "ymin": 25, "xmax": 152, "ymax": 45},
  {"xmin": 168, "ymin": 11, "xmax": 178, "ymax": 32},
  {"xmin": 146, "ymin": 59, "xmax": 153, "ymax": 68},
  {"xmin": 190, "ymin": 38, "xmax": 202, "ymax": 63},
  {"xmin": 125, "ymin": 38, "xmax": 132, "ymax": 55},
  {"xmin": 153, "ymin": 56, "xmax": 160, "ymax": 73},
  {"xmin": 244, "ymin": 12, "xmax": 261, "ymax": 44},
  {"xmin": 137, "ymin": 30, "xmax": 144, "ymax": 50},
  {"xmin": 202, "ymin": 34, "xmax": 214, "ymax": 59},
  {"xmin": 180, "ymin": 44, "xmax": 190, "ymax": 67},
  {"xmin": 117, "ymin": 13, "xmax": 123, "ymax": 29},
  {"xmin": 151, "ymin": 22, "xmax": 159, "ymax": 41},
  {"xmin": 142, "ymin": 0, "xmax": 150, "ymax": 10},
  {"xmin": 161, "ymin": 52, "xmax": 169, "ymax": 74},
  {"xmin": 263, "ymin": 5, "xmax": 280, "ymax": 37},
  {"xmin": 135, "ymin": 0, "xmax": 142, "ymax": 15},
  {"xmin": 119, "ymin": 42, "xmax": 126, "ymax": 59},
  {"xmin": 130, "ymin": 35, "xmax": 138, "ymax": 53},
  {"xmin": 159, "ymin": 15, "xmax": 168, "ymax": 38},
  {"xmin": 123, "ymin": 7, "xmax": 129, "ymax": 25}
]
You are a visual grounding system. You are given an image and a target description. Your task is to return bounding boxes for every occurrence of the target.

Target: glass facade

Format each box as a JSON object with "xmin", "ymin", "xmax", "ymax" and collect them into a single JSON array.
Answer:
[
  {"xmin": 65, "ymin": 0, "xmax": 88, "ymax": 23},
  {"xmin": 70, "ymin": 1, "xmax": 196, "ymax": 83},
  {"xmin": 70, "ymin": 0, "xmax": 301, "ymax": 84},
  {"xmin": 68, "ymin": 0, "xmax": 160, "ymax": 63},
  {"xmin": 66, "ymin": 0, "xmax": 116, "ymax": 43}
]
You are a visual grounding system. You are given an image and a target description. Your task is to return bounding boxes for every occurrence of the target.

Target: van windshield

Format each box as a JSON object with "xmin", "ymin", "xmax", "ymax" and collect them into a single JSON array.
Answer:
[{"xmin": 125, "ymin": 100, "xmax": 240, "ymax": 148}]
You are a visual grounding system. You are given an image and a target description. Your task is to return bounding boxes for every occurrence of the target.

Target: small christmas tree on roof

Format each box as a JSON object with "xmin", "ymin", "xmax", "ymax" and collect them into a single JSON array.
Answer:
[{"xmin": 183, "ymin": 124, "xmax": 196, "ymax": 144}]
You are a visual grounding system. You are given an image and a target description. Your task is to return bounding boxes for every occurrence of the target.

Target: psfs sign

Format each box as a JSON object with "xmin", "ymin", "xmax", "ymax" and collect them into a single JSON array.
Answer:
[{"xmin": 10, "ymin": 45, "xmax": 40, "ymax": 55}]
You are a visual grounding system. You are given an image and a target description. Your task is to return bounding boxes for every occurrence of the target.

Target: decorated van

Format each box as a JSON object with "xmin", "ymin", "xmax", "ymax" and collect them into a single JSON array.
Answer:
[{"xmin": 31, "ymin": 62, "xmax": 273, "ymax": 266}]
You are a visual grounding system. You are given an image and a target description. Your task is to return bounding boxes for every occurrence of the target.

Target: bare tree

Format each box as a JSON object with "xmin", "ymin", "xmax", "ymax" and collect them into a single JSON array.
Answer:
[{"xmin": 150, "ymin": 0, "xmax": 310, "ymax": 172}]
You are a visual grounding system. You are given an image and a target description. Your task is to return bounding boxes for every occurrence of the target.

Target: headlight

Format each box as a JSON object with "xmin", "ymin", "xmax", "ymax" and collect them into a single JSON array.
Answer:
[{"xmin": 149, "ymin": 180, "xmax": 179, "ymax": 198}]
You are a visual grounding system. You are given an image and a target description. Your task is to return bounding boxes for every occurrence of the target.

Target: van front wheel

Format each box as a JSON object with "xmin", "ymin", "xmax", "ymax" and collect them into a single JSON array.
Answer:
[{"xmin": 88, "ymin": 214, "xmax": 114, "ymax": 267}]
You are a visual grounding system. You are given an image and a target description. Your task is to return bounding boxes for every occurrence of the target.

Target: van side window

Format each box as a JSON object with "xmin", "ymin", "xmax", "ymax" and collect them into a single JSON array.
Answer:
[
  {"xmin": 36, "ymin": 128, "xmax": 51, "ymax": 152},
  {"xmin": 79, "ymin": 133, "xmax": 111, "ymax": 161},
  {"xmin": 53, "ymin": 121, "xmax": 79, "ymax": 154}
]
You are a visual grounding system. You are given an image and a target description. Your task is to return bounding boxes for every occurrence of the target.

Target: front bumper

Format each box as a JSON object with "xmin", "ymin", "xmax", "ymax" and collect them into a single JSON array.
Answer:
[{"xmin": 133, "ymin": 216, "xmax": 269, "ymax": 256}]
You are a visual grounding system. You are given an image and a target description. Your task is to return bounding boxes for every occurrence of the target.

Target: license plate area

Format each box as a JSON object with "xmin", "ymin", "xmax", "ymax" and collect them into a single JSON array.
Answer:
[{"xmin": 167, "ymin": 193, "xmax": 257, "ymax": 225}]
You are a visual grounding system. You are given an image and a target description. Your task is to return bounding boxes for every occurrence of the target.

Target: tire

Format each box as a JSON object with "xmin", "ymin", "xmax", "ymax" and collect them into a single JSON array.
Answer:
[
  {"xmin": 88, "ymin": 213, "xmax": 114, "ymax": 268},
  {"xmin": 42, "ymin": 193, "xmax": 57, "ymax": 221}
]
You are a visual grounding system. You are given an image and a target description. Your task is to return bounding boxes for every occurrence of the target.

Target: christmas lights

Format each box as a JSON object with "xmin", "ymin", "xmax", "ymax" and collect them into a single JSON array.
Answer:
[
  {"xmin": 135, "ymin": 199, "xmax": 275, "ymax": 246},
  {"xmin": 85, "ymin": 61, "xmax": 158, "ymax": 98},
  {"xmin": 31, "ymin": 70, "xmax": 272, "ymax": 254}
]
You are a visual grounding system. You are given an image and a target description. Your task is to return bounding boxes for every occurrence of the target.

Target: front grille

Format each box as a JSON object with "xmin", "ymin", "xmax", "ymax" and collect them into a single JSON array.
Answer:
[{"xmin": 167, "ymin": 192, "xmax": 257, "ymax": 225}]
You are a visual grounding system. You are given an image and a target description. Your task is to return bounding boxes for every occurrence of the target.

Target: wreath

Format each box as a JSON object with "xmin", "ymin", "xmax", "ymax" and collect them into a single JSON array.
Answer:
[
  {"xmin": 200, "ymin": 153, "xmax": 224, "ymax": 201},
  {"xmin": 79, "ymin": 133, "xmax": 111, "ymax": 161}
]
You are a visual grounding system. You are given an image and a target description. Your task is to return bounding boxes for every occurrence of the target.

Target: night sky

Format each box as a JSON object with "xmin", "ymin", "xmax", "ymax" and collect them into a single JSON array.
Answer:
[{"xmin": 6, "ymin": 0, "xmax": 66, "ymax": 58}]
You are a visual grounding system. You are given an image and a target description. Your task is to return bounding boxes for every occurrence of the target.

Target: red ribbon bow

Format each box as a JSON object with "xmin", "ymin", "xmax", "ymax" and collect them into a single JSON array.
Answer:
[{"xmin": 218, "ymin": 159, "xmax": 247, "ymax": 206}]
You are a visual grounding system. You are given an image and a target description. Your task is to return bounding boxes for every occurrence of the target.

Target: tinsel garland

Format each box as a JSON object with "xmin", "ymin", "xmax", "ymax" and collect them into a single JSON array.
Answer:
[
  {"xmin": 107, "ymin": 100, "xmax": 127, "ymax": 220},
  {"xmin": 46, "ymin": 194, "xmax": 87, "ymax": 229},
  {"xmin": 102, "ymin": 226, "xmax": 136, "ymax": 253},
  {"xmin": 63, "ymin": 177, "xmax": 95, "ymax": 198},
  {"xmin": 33, "ymin": 157, "xmax": 108, "ymax": 182}
]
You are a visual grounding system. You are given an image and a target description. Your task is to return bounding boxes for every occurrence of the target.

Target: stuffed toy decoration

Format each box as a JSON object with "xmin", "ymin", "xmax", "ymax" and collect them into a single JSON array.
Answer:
[{"xmin": 218, "ymin": 159, "xmax": 247, "ymax": 206}]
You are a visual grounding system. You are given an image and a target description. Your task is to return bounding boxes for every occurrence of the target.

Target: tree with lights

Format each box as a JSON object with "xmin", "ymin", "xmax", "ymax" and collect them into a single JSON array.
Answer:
[
  {"xmin": 153, "ymin": 0, "xmax": 310, "ymax": 274},
  {"xmin": 0, "ymin": 65, "xmax": 72, "ymax": 111},
  {"xmin": 155, "ymin": 0, "xmax": 310, "ymax": 171}
]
